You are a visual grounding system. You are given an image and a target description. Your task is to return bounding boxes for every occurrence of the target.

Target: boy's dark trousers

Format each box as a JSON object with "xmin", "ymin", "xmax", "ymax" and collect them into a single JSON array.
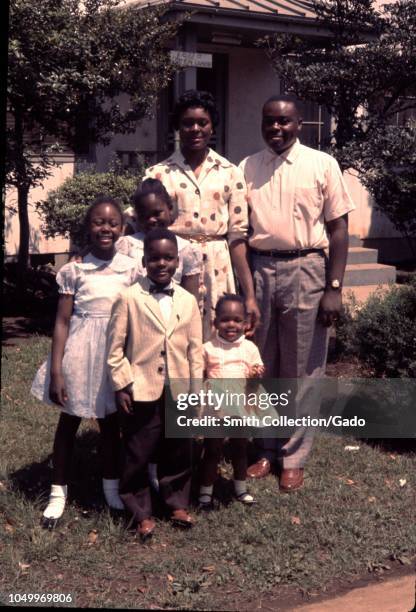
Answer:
[{"xmin": 119, "ymin": 391, "xmax": 192, "ymax": 523}]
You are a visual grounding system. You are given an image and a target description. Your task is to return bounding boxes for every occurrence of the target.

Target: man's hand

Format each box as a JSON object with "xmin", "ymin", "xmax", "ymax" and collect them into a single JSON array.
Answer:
[
  {"xmin": 49, "ymin": 373, "xmax": 68, "ymax": 406},
  {"xmin": 245, "ymin": 296, "xmax": 261, "ymax": 337},
  {"xmin": 318, "ymin": 289, "xmax": 342, "ymax": 327},
  {"xmin": 116, "ymin": 387, "xmax": 133, "ymax": 415}
]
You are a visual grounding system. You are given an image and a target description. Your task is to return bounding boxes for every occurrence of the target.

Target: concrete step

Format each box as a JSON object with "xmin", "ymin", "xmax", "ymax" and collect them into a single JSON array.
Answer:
[
  {"xmin": 347, "ymin": 247, "xmax": 378, "ymax": 265},
  {"xmin": 344, "ymin": 263, "xmax": 396, "ymax": 286}
]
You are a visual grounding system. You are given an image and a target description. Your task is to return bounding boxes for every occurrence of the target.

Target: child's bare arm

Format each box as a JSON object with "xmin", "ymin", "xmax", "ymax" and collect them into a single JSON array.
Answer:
[
  {"xmin": 181, "ymin": 274, "xmax": 199, "ymax": 303},
  {"xmin": 188, "ymin": 298, "xmax": 203, "ymax": 383},
  {"xmin": 49, "ymin": 295, "xmax": 73, "ymax": 406}
]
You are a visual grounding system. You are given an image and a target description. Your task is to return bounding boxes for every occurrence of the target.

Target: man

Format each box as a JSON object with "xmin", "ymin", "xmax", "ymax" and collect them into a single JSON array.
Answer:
[{"xmin": 239, "ymin": 95, "xmax": 355, "ymax": 491}]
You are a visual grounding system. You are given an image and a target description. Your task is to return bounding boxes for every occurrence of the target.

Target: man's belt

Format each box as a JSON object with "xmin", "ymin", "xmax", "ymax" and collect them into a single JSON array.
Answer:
[
  {"xmin": 177, "ymin": 233, "xmax": 226, "ymax": 244},
  {"xmin": 250, "ymin": 247, "xmax": 324, "ymax": 258}
]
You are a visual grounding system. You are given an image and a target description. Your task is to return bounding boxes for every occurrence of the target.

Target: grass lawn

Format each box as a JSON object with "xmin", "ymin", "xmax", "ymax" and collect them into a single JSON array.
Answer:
[{"xmin": 1, "ymin": 337, "xmax": 415, "ymax": 610}]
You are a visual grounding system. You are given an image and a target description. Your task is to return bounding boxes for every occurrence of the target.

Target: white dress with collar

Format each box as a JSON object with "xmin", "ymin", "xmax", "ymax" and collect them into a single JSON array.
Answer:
[{"xmin": 31, "ymin": 252, "xmax": 140, "ymax": 418}]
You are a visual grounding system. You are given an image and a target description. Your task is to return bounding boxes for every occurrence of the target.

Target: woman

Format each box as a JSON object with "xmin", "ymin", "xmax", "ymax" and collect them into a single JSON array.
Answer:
[{"xmin": 145, "ymin": 90, "xmax": 259, "ymax": 340}]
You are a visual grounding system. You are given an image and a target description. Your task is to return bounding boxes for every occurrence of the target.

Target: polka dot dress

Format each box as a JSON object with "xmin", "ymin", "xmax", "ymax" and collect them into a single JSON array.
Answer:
[{"xmin": 145, "ymin": 149, "xmax": 249, "ymax": 340}]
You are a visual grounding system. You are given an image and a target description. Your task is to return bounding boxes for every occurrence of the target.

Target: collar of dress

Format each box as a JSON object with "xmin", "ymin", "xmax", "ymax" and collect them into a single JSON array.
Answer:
[
  {"xmin": 75, "ymin": 251, "xmax": 136, "ymax": 273},
  {"xmin": 165, "ymin": 148, "xmax": 232, "ymax": 171},
  {"xmin": 215, "ymin": 330, "xmax": 246, "ymax": 346}
]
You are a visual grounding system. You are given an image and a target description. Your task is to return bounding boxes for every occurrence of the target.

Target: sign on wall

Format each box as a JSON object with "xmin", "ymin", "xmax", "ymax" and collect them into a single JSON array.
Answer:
[{"xmin": 170, "ymin": 51, "xmax": 213, "ymax": 69}]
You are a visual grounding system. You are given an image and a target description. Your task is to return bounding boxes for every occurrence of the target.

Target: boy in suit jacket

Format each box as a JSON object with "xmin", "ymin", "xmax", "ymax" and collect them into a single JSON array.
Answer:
[{"xmin": 107, "ymin": 228, "xmax": 203, "ymax": 541}]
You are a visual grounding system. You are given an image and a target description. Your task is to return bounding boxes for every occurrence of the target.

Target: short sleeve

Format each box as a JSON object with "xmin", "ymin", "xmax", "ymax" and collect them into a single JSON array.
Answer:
[
  {"xmin": 227, "ymin": 165, "xmax": 249, "ymax": 244},
  {"xmin": 56, "ymin": 263, "xmax": 77, "ymax": 295},
  {"xmin": 115, "ymin": 236, "xmax": 130, "ymax": 256},
  {"xmin": 246, "ymin": 340, "xmax": 263, "ymax": 367},
  {"xmin": 128, "ymin": 261, "xmax": 145, "ymax": 285},
  {"xmin": 323, "ymin": 157, "xmax": 355, "ymax": 222},
  {"xmin": 123, "ymin": 206, "xmax": 137, "ymax": 233},
  {"xmin": 180, "ymin": 241, "xmax": 202, "ymax": 277}
]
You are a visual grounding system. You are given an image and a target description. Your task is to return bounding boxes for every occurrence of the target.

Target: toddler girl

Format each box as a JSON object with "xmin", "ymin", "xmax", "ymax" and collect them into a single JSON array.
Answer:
[
  {"xmin": 198, "ymin": 294, "xmax": 265, "ymax": 509},
  {"xmin": 31, "ymin": 196, "xmax": 140, "ymax": 528}
]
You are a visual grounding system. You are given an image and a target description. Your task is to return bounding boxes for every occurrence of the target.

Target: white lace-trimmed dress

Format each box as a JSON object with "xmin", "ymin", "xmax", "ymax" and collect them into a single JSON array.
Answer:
[
  {"xmin": 116, "ymin": 231, "xmax": 201, "ymax": 284},
  {"xmin": 31, "ymin": 252, "xmax": 140, "ymax": 419}
]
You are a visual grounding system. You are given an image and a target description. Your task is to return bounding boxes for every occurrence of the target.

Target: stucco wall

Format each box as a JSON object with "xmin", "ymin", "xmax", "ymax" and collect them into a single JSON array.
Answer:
[
  {"xmin": 226, "ymin": 47, "xmax": 280, "ymax": 163},
  {"xmin": 344, "ymin": 170, "xmax": 401, "ymax": 240},
  {"xmin": 94, "ymin": 95, "xmax": 158, "ymax": 171},
  {"xmin": 4, "ymin": 155, "xmax": 74, "ymax": 257}
]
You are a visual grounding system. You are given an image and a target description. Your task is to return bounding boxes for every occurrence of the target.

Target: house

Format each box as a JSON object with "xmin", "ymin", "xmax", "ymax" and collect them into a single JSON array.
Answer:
[{"xmin": 5, "ymin": 0, "xmax": 412, "ymax": 276}]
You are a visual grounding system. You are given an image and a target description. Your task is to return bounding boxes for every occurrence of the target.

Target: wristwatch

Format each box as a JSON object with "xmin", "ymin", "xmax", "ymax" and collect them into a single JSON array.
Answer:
[{"xmin": 328, "ymin": 279, "xmax": 342, "ymax": 291}]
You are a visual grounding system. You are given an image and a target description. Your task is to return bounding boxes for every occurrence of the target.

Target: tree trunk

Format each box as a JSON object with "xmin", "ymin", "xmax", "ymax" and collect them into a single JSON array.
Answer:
[
  {"xmin": 17, "ymin": 183, "xmax": 30, "ymax": 282},
  {"xmin": 14, "ymin": 104, "xmax": 31, "ymax": 287}
]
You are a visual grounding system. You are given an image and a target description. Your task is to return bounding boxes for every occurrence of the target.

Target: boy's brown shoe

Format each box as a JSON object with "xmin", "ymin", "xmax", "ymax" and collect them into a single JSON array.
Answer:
[
  {"xmin": 171, "ymin": 509, "xmax": 195, "ymax": 528},
  {"xmin": 247, "ymin": 458, "xmax": 271, "ymax": 479},
  {"xmin": 137, "ymin": 518, "xmax": 155, "ymax": 541}
]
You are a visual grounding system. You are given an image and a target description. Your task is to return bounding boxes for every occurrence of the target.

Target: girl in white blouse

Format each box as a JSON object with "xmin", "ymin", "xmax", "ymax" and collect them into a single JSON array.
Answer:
[{"xmin": 117, "ymin": 178, "xmax": 201, "ymax": 303}]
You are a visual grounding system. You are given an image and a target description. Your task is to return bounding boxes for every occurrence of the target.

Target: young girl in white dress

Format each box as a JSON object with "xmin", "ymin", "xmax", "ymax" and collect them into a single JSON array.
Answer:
[{"xmin": 31, "ymin": 196, "xmax": 140, "ymax": 528}]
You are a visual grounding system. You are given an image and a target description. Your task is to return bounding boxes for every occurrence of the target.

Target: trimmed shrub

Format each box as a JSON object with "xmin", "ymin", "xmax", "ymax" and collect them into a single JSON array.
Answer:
[
  {"xmin": 336, "ymin": 279, "xmax": 416, "ymax": 377},
  {"xmin": 37, "ymin": 161, "xmax": 144, "ymax": 247}
]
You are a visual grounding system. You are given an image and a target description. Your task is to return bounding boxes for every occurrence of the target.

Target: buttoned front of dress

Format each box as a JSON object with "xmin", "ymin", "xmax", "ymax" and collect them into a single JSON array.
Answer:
[
  {"xmin": 145, "ymin": 149, "xmax": 249, "ymax": 340},
  {"xmin": 146, "ymin": 149, "xmax": 248, "ymax": 244}
]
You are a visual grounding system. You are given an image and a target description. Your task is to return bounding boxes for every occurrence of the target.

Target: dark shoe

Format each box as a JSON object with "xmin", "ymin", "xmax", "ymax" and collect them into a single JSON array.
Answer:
[
  {"xmin": 197, "ymin": 494, "xmax": 214, "ymax": 511},
  {"xmin": 41, "ymin": 516, "xmax": 59, "ymax": 530},
  {"xmin": 137, "ymin": 518, "xmax": 155, "ymax": 542},
  {"xmin": 171, "ymin": 509, "xmax": 195, "ymax": 528},
  {"xmin": 247, "ymin": 458, "xmax": 271, "ymax": 479},
  {"xmin": 280, "ymin": 468, "xmax": 304, "ymax": 492}
]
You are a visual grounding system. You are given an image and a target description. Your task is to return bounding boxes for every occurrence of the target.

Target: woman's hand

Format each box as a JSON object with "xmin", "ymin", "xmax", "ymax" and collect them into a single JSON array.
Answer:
[{"xmin": 49, "ymin": 372, "xmax": 68, "ymax": 406}]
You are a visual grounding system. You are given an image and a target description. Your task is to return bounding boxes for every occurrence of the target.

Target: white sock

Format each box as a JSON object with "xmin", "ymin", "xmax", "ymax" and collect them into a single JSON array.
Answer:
[
  {"xmin": 234, "ymin": 479, "xmax": 254, "ymax": 503},
  {"xmin": 199, "ymin": 484, "xmax": 214, "ymax": 503},
  {"xmin": 102, "ymin": 478, "xmax": 124, "ymax": 510},
  {"xmin": 148, "ymin": 463, "xmax": 159, "ymax": 492},
  {"xmin": 43, "ymin": 484, "xmax": 67, "ymax": 519}
]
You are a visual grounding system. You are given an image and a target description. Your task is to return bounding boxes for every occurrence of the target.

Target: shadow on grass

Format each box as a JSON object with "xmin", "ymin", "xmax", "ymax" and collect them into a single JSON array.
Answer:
[
  {"xmin": 9, "ymin": 429, "xmax": 107, "ymax": 513},
  {"xmin": 364, "ymin": 438, "xmax": 416, "ymax": 454}
]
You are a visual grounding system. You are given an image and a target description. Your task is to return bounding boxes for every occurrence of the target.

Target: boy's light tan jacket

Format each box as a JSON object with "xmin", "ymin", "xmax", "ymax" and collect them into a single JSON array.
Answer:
[{"xmin": 107, "ymin": 276, "xmax": 203, "ymax": 401}]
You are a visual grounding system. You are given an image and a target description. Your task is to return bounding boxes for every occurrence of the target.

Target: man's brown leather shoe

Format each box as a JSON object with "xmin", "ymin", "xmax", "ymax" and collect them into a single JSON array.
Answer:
[
  {"xmin": 171, "ymin": 509, "xmax": 195, "ymax": 528},
  {"xmin": 137, "ymin": 518, "xmax": 155, "ymax": 541},
  {"xmin": 247, "ymin": 458, "xmax": 271, "ymax": 479},
  {"xmin": 279, "ymin": 468, "xmax": 304, "ymax": 492}
]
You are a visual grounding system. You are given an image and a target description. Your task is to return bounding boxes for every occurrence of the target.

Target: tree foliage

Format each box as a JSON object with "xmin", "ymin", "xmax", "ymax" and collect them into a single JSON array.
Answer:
[
  {"xmin": 263, "ymin": 0, "xmax": 416, "ymax": 237},
  {"xmin": 38, "ymin": 160, "xmax": 144, "ymax": 247},
  {"xmin": 7, "ymin": 0, "xmax": 180, "ymax": 276}
]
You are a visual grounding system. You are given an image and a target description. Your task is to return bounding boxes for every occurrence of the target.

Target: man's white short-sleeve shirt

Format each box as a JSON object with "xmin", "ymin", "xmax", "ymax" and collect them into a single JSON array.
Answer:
[{"xmin": 239, "ymin": 139, "xmax": 355, "ymax": 250}]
